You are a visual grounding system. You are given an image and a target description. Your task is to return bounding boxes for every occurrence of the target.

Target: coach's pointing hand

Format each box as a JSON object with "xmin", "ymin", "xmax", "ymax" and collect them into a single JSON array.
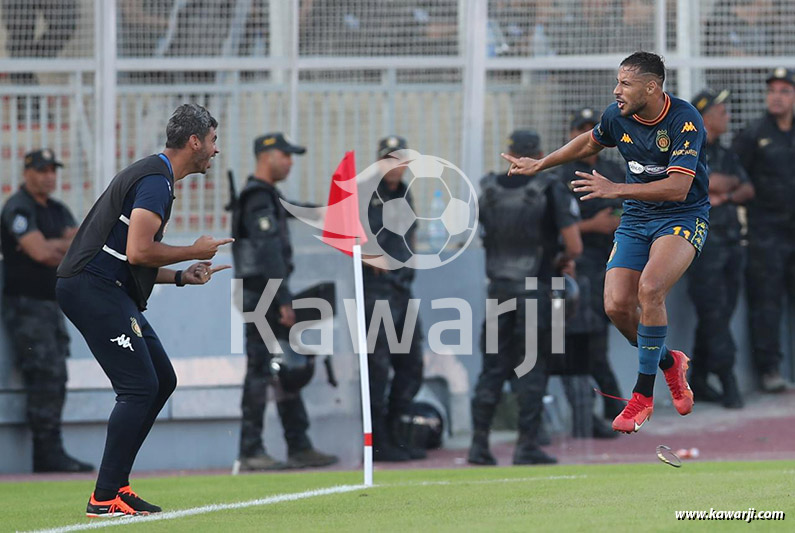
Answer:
[
  {"xmin": 182, "ymin": 261, "xmax": 231, "ymax": 285},
  {"xmin": 572, "ymin": 170, "xmax": 621, "ymax": 200},
  {"xmin": 191, "ymin": 235, "xmax": 234, "ymax": 260},
  {"xmin": 501, "ymin": 153, "xmax": 543, "ymax": 176}
]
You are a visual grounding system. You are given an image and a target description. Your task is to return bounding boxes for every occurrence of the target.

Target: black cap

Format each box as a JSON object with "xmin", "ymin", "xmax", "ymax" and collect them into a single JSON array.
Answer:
[
  {"xmin": 508, "ymin": 129, "xmax": 541, "ymax": 157},
  {"xmin": 254, "ymin": 133, "xmax": 306, "ymax": 155},
  {"xmin": 691, "ymin": 88, "xmax": 730, "ymax": 115},
  {"xmin": 570, "ymin": 107, "xmax": 598, "ymax": 130},
  {"xmin": 24, "ymin": 148, "xmax": 63, "ymax": 170},
  {"xmin": 377, "ymin": 135, "xmax": 408, "ymax": 159},
  {"xmin": 766, "ymin": 67, "xmax": 795, "ymax": 87}
]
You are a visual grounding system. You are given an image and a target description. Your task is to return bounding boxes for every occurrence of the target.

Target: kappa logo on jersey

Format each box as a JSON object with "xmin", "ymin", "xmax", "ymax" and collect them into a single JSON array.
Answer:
[
  {"xmin": 110, "ymin": 334, "xmax": 135, "ymax": 351},
  {"xmin": 620, "ymin": 133, "xmax": 634, "ymax": 144},
  {"xmin": 680, "ymin": 121, "xmax": 698, "ymax": 133}
]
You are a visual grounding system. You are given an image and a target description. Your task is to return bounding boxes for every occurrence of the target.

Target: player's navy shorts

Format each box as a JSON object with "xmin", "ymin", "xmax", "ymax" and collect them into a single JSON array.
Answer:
[{"xmin": 606, "ymin": 213, "xmax": 709, "ymax": 272}]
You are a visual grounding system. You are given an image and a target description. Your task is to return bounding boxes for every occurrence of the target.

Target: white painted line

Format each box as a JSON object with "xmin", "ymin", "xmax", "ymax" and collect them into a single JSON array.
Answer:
[
  {"xmin": 30, "ymin": 484, "xmax": 367, "ymax": 533},
  {"xmin": 29, "ymin": 473, "xmax": 586, "ymax": 532},
  {"xmin": 396, "ymin": 474, "xmax": 587, "ymax": 487}
]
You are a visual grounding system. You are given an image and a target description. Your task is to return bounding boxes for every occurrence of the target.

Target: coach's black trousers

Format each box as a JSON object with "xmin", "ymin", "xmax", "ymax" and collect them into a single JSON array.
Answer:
[{"xmin": 56, "ymin": 272, "xmax": 176, "ymax": 492}]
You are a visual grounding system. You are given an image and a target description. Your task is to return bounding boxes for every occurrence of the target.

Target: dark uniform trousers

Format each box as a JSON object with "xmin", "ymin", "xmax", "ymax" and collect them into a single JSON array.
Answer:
[
  {"xmin": 561, "ymin": 253, "xmax": 624, "ymax": 421},
  {"xmin": 745, "ymin": 216, "xmax": 795, "ymax": 374},
  {"xmin": 1, "ymin": 295, "xmax": 69, "ymax": 458},
  {"xmin": 56, "ymin": 272, "xmax": 176, "ymax": 492},
  {"xmin": 239, "ymin": 288, "xmax": 311, "ymax": 458},
  {"xmin": 471, "ymin": 283, "xmax": 551, "ymax": 447},
  {"xmin": 687, "ymin": 236, "xmax": 745, "ymax": 374},
  {"xmin": 363, "ymin": 282, "xmax": 424, "ymax": 428}
]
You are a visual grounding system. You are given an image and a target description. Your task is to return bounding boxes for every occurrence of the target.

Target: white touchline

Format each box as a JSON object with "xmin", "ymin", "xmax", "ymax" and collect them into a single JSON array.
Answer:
[
  {"xmin": 29, "ymin": 474, "xmax": 585, "ymax": 532},
  {"xmin": 29, "ymin": 485, "xmax": 367, "ymax": 533},
  {"xmin": 396, "ymin": 474, "xmax": 587, "ymax": 487}
]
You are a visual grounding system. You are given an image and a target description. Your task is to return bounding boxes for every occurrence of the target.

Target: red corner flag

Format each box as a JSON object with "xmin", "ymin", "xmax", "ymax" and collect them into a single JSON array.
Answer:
[{"xmin": 322, "ymin": 151, "xmax": 367, "ymax": 255}]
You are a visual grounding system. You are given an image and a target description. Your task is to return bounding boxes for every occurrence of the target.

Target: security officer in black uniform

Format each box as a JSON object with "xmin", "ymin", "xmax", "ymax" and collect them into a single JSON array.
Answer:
[
  {"xmin": 1, "ymin": 149, "xmax": 93, "ymax": 473},
  {"xmin": 362, "ymin": 136, "xmax": 425, "ymax": 462},
  {"xmin": 689, "ymin": 89, "xmax": 754, "ymax": 408},
  {"xmin": 732, "ymin": 68, "xmax": 795, "ymax": 393},
  {"xmin": 468, "ymin": 129, "xmax": 582, "ymax": 466},
  {"xmin": 233, "ymin": 132, "xmax": 338, "ymax": 470},
  {"xmin": 556, "ymin": 108, "xmax": 624, "ymax": 437}
]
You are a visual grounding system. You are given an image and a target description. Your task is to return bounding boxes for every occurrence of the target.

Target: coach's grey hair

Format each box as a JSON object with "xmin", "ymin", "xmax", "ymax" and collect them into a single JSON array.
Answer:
[{"xmin": 165, "ymin": 104, "xmax": 218, "ymax": 149}]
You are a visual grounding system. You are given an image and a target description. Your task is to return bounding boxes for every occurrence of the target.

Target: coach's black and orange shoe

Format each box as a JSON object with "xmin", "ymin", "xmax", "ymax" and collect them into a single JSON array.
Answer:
[
  {"xmin": 118, "ymin": 485, "xmax": 162, "ymax": 513},
  {"xmin": 663, "ymin": 350, "xmax": 694, "ymax": 415},
  {"xmin": 86, "ymin": 493, "xmax": 145, "ymax": 518},
  {"xmin": 612, "ymin": 392, "xmax": 654, "ymax": 434}
]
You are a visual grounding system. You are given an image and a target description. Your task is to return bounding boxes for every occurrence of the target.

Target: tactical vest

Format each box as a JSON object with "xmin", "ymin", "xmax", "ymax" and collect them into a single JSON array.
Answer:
[
  {"xmin": 231, "ymin": 177, "xmax": 293, "ymax": 279},
  {"xmin": 479, "ymin": 172, "xmax": 553, "ymax": 282},
  {"xmin": 57, "ymin": 155, "xmax": 174, "ymax": 311}
]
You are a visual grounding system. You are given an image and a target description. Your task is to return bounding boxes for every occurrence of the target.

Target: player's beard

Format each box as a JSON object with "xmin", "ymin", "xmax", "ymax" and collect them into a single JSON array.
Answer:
[
  {"xmin": 621, "ymin": 99, "xmax": 644, "ymax": 117},
  {"xmin": 191, "ymin": 146, "xmax": 214, "ymax": 174}
]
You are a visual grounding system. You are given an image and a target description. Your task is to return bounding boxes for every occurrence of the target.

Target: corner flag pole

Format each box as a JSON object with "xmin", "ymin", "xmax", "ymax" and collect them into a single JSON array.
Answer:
[
  {"xmin": 317, "ymin": 151, "xmax": 372, "ymax": 486},
  {"xmin": 352, "ymin": 238, "xmax": 373, "ymax": 487}
]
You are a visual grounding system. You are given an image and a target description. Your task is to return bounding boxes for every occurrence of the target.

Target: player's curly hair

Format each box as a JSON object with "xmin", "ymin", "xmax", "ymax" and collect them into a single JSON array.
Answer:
[
  {"xmin": 165, "ymin": 103, "xmax": 218, "ymax": 149},
  {"xmin": 620, "ymin": 51, "xmax": 666, "ymax": 85}
]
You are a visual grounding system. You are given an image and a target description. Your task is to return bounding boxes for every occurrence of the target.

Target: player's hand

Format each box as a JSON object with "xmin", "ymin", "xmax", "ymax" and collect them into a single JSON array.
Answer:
[
  {"xmin": 182, "ymin": 261, "xmax": 231, "ymax": 285},
  {"xmin": 572, "ymin": 170, "xmax": 621, "ymax": 200},
  {"xmin": 589, "ymin": 207, "xmax": 621, "ymax": 234},
  {"xmin": 501, "ymin": 153, "xmax": 543, "ymax": 176},
  {"xmin": 191, "ymin": 235, "xmax": 234, "ymax": 260},
  {"xmin": 279, "ymin": 304, "xmax": 296, "ymax": 327}
]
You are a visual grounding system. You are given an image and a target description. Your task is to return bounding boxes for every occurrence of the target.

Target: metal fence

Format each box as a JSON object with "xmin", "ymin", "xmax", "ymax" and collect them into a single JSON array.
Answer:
[{"xmin": 0, "ymin": 0, "xmax": 793, "ymax": 236}]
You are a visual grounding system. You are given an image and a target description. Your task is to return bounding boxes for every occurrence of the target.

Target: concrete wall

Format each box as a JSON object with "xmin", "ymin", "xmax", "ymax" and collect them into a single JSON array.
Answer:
[{"xmin": 1, "ymin": 220, "xmax": 793, "ymax": 474}]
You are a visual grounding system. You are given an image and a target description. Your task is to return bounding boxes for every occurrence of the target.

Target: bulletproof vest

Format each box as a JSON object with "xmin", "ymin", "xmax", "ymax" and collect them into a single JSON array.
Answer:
[
  {"xmin": 479, "ymin": 172, "xmax": 553, "ymax": 282},
  {"xmin": 57, "ymin": 155, "xmax": 173, "ymax": 311},
  {"xmin": 231, "ymin": 177, "xmax": 293, "ymax": 279}
]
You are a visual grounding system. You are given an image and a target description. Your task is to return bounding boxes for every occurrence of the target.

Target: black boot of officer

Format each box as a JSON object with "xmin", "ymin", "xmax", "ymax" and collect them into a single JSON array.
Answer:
[
  {"xmin": 373, "ymin": 415, "xmax": 410, "ymax": 462},
  {"xmin": 33, "ymin": 430, "xmax": 94, "ymax": 473},
  {"xmin": 718, "ymin": 370, "xmax": 744, "ymax": 409},
  {"xmin": 468, "ymin": 428, "xmax": 497, "ymax": 466},
  {"xmin": 276, "ymin": 397, "xmax": 338, "ymax": 469},
  {"xmin": 389, "ymin": 411, "xmax": 427, "ymax": 460}
]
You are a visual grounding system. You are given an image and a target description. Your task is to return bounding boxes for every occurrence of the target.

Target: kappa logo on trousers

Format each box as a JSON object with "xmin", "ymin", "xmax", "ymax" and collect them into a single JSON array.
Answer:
[{"xmin": 110, "ymin": 334, "xmax": 135, "ymax": 351}]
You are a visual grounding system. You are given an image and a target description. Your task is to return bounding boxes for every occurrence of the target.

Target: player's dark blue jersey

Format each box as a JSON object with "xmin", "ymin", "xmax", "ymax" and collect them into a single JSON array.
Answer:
[{"xmin": 591, "ymin": 93, "xmax": 710, "ymax": 221}]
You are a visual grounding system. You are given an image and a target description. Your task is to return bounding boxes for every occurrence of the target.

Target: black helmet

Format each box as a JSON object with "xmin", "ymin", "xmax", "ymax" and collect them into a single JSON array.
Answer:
[
  {"xmin": 403, "ymin": 401, "xmax": 444, "ymax": 450},
  {"xmin": 270, "ymin": 340, "xmax": 316, "ymax": 392}
]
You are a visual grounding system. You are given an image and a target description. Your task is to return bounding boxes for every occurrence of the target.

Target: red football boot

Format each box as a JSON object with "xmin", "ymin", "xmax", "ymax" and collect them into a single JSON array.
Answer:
[
  {"xmin": 612, "ymin": 392, "xmax": 654, "ymax": 434},
  {"xmin": 663, "ymin": 350, "xmax": 695, "ymax": 415}
]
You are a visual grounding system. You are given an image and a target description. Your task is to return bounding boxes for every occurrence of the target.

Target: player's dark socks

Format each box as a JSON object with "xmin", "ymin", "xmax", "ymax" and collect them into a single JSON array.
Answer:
[
  {"xmin": 658, "ymin": 346, "xmax": 674, "ymax": 370},
  {"xmin": 94, "ymin": 487, "xmax": 118, "ymax": 502},
  {"xmin": 637, "ymin": 323, "xmax": 667, "ymax": 374},
  {"xmin": 633, "ymin": 373, "xmax": 656, "ymax": 398}
]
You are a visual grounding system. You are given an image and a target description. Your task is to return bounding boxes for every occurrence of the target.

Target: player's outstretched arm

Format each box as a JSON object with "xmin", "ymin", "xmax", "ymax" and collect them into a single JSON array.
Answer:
[
  {"xmin": 572, "ymin": 170, "xmax": 692, "ymax": 202},
  {"xmin": 127, "ymin": 208, "xmax": 234, "ymax": 267},
  {"xmin": 501, "ymin": 131, "xmax": 603, "ymax": 176}
]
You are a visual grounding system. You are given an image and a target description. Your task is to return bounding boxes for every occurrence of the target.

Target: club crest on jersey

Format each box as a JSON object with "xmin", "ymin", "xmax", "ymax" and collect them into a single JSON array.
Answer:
[
  {"xmin": 656, "ymin": 130, "xmax": 670, "ymax": 152},
  {"xmin": 130, "ymin": 317, "xmax": 143, "ymax": 338}
]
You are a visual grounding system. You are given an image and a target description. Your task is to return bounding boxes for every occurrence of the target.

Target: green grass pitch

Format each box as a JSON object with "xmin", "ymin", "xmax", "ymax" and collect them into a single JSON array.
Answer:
[{"xmin": 2, "ymin": 461, "xmax": 792, "ymax": 532}]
